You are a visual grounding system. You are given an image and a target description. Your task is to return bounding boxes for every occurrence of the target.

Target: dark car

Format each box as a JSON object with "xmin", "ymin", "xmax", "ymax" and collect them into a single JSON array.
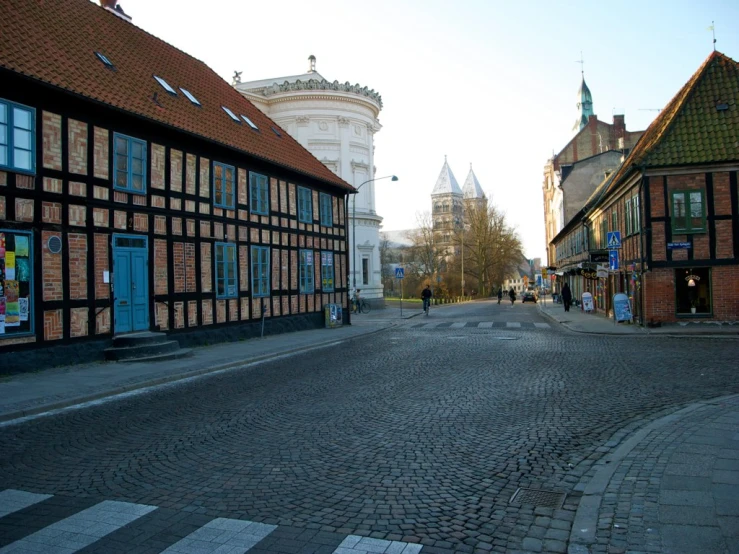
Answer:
[{"xmin": 522, "ymin": 290, "xmax": 538, "ymax": 303}]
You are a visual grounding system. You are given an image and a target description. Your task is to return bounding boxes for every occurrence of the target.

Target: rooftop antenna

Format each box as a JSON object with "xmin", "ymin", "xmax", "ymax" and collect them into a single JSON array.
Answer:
[
  {"xmin": 638, "ymin": 108, "xmax": 662, "ymax": 112},
  {"xmin": 707, "ymin": 22, "xmax": 716, "ymax": 51}
]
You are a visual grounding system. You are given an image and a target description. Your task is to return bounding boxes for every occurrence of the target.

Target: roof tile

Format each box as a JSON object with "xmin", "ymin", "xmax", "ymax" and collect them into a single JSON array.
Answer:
[{"xmin": 0, "ymin": 0, "xmax": 352, "ymax": 191}]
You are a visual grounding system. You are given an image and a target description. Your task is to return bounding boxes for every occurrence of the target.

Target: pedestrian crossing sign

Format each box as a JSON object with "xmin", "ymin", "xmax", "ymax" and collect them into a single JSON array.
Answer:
[
  {"xmin": 395, "ymin": 267, "xmax": 405, "ymax": 279},
  {"xmin": 607, "ymin": 231, "xmax": 622, "ymax": 249}
]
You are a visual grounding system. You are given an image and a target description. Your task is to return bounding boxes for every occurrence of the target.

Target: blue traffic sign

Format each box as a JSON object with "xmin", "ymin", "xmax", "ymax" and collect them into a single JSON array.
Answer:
[
  {"xmin": 607, "ymin": 231, "xmax": 622, "ymax": 249},
  {"xmin": 395, "ymin": 267, "xmax": 405, "ymax": 279},
  {"xmin": 609, "ymin": 250, "xmax": 619, "ymax": 271}
]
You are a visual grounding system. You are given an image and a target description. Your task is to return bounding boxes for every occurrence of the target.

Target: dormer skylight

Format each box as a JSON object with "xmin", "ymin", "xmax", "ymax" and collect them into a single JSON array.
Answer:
[
  {"xmin": 153, "ymin": 75, "xmax": 177, "ymax": 95},
  {"xmin": 241, "ymin": 115, "xmax": 258, "ymax": 130},
  {"xmin": 271, "ymin": 126, "xmax": 282, "ymax": 137},
  {"xmin": 222, "ymin": 106, "xmax": 241, "ymax": 123},
  {"xmin": 95, "ymin": 52, "xmax": 114, "ymax": 69},
  {"xmin": 180, "ymin": 87, "xmax": 200, "ymax": 106}
]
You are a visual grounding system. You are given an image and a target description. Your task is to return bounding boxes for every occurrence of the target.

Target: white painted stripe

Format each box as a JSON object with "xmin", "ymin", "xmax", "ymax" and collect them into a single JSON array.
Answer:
[
  {"xmin": 506, "ymin": 322, "xmax": 521, "ymax": 328},
  {"xmin": 334, "ymin": 534, "xmax": 422, "ymax": 554},
  {"xmin": 161, "ymin": 517, "xmax": 276, "ymax": 553},
  {"xmin": 0, "ymin": 489, "xmax": 52, "ymax": 519},
  {"xmin": 534, "ymin": 322, "xmax": 551, "ymax": 328},
  {"xmin": 477, "ymin": 322, "xmax": 494, "ymax": 328},
  {"xmin": 0, "ymin": 500, "xmax": 156, "ymax": 554},
  {"xmin": 421, "ymin": 322, "xmax": 442, "ymax": 328},
  {"xmin": 450, "ymin": 322, "xmax": 466, "ymax": 328}
]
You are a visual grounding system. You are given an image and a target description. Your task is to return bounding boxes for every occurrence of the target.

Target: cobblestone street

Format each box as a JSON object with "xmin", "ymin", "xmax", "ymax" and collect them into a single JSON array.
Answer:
[{"xmin": 0, "ymin": 305, "xmax": 738, "ymax": 553}]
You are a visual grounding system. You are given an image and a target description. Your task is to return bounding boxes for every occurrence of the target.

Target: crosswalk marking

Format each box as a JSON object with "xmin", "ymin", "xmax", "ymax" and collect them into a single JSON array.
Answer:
[
  {"xmin": 0, "ymin": 489, "xmax": 426, "ymax": 554},
  {"xmin": 477, "ymin": 322, "xmax": 494, "ymax": 328},
  {"xmin": 335, "ymin": 535, "xmax": 423, "ymax": 554},
  {"xmin": 0, "ymin": 489, "xmax": 52, "ymax": 519},
  {"xmin": 450, "ymin": 322, "xmax": 466, "ymax": 328},
  {"xmin": 534, "ymin": 322, "xmax": 551, "ymax": 328},
  {"xmin": 506, "ymin": 322, "xmax": 521, "ymax": 328},
  {"xmin": 161, "ymin": 517, "xmax": 277, "ymax": 553},
  {"xmin": 421, "ymin": 322, "xmax": 443, "ymax": 328},
  {"xmin": 406, "ymin": 321, "xmax": 552, "ymax": 331},
  {"xmin": 0, "ymin": 500, "xmax": 156, "ymax": 553}
]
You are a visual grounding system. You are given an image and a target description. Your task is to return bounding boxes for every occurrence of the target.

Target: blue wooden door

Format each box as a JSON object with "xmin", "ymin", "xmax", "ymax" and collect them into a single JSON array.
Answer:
[{"xmin": 113, "ymin": 236, "xmax": 149, "ymax": 334}]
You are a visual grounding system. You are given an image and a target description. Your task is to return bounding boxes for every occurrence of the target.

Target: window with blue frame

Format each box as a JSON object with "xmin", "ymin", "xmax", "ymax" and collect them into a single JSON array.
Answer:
[
  {"xmin": 213, "ymin": 162, "xmax": 235, "ymax": 209},
  {"xmin": 319, "ymin": 193, "xmax": 333, "ymax": 226},
  {"xmin": 113, "ymin": 133, "xmax": 146, "ymax": 193},
  {"xmin": 0, "ymin": 229, "xmax": 34, "ymax": 336},
  {"xmin": 251, "ymin": 246, "xmax": 270, "ymax": 297},
  {"xmin": 298, "ymin": 186, "xmax": 313, "ymax": 223},
  {"xmin": 250, "ymin": 172, "xmax": 269, "ymax": 215},
  {"xmin": 299, "ymin": 249, "xmax": 314, "ymax": 293},
  {"xmin": 321, "ymin": 251, "xmax": 334, "ymax": 291},
  {"xmin": 0, "ymin": 99, "xmax": 35, "ymax": 174},
  {"xmin": 215, "ymin": 242, "xmax": 237, "ymax": 298}
]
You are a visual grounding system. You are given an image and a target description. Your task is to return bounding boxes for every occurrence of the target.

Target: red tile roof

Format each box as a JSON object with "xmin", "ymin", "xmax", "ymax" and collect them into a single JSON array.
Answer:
[
  {"xmin": 0, "ymin": 0, "xmax": 353, "ymax": 192},
  {"xmin": 609, "ymin": 51, "xmax": 739, "ymax": 187}
]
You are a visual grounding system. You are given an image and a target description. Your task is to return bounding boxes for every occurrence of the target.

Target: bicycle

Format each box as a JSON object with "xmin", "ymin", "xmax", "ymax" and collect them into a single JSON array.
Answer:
[
  {"xmin": 422, "ymin": 298, "xmax": 430, "ymax": 316},
  {"xmin": 353, "ymin": 298, "xmax": 371, "ymax": 314}
]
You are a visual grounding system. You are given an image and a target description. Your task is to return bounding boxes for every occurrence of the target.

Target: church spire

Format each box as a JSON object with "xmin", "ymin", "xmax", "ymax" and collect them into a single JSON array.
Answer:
[{"xmin": 573, "ymin": 52, "xmax": 594, "ymax": 132}]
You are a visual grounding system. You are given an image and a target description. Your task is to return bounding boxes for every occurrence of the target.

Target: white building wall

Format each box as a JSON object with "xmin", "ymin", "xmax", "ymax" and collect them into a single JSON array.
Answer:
[{"xmin": 237, "ymin": 89, "xmax": 385, "ymax": 302}]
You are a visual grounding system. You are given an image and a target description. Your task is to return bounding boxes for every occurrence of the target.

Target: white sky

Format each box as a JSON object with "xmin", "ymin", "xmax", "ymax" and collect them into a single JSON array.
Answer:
[{"xmin": 100, "ymin": 0, "xmax": 738, "ymax": 261}]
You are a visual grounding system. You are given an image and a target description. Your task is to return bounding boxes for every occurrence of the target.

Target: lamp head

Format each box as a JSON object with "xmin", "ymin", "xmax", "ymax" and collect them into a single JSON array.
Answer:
[{"xmin": 391, "ymin": 175, "xmax": 399, "ymax": 181}]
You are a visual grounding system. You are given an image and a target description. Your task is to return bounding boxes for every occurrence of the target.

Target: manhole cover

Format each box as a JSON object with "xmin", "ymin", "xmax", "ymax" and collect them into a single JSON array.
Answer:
[{"xmin": 509, "ymin": 488, "xmax": 566, "ymax": 508}]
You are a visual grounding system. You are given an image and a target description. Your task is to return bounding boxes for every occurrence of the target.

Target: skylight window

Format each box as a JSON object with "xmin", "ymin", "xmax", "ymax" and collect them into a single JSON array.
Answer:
[
  {"xmin": 222, "ymin": 106, "xmax": 241, "ymax": 123},
  {"xmin": 271, "ymin": 126, "xmax": 282, "ymax": 137},
  {"xmin": 153, "ymin": 75, "xmax": 177, "ymax": 95},
  {"xmin": 180, "ymin": 87, "xmax": 200, "ymax": 106},
  {"xmin": 95, "ymin": 52, "xmax": 114, "ymax": 68},
  {"xmin": 241, "ymin": 115, "xmax": 259, "ymax": 130}
]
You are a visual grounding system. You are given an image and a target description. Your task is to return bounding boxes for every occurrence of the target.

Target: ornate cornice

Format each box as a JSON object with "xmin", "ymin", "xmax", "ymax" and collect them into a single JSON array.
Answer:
[{"xmin": 260, "ymin": 79, "xmax": 383, "ymax": 109}]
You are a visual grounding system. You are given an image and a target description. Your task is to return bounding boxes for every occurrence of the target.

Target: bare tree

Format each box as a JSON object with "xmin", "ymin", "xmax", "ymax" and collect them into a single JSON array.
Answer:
[
  {"xmin": 451, "ymin": 201, "xmax": 522, "ymax": 296},
  {"xmin": 405, "ymin": 212, "xmax": 445, "ymax": 294}
]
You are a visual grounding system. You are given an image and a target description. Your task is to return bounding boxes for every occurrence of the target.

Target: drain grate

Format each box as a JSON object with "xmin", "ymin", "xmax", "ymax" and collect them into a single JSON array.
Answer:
[{"xmin": 509, "ymin": 487, "xmax": 566, "ymax": 508}]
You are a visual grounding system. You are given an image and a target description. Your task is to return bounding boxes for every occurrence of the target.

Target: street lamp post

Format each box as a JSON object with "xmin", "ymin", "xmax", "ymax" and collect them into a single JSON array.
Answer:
[{"xmin": 351, "ymin": 175, "xmax": 398, "ymax": 292}]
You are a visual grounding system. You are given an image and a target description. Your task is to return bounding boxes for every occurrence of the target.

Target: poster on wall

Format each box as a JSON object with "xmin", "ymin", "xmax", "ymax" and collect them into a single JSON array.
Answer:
[
  {"xmin": 16, "ymin": 258, "xmax": 30, "ymax": 282},
  {"xmin": 4, "ymin": 280, "xmax": 19, "ymax": 326},
  {"xmin": 15, "ymin": 236, "xmax": 29, "ymax": 257},
  {"xmin": 0, "ymin": 233, "xmax": 5, "ymax": 256},
  {"xmin": 0, "ymin": 297, "xmax": 6, "ymax": 334},
  {"xmin": 19, "ymin": 297, "xmax": 29, "ymax": 321},
  {"xmin": 5, "ymin": 251, "xmax": 15, "ymax": 280}
]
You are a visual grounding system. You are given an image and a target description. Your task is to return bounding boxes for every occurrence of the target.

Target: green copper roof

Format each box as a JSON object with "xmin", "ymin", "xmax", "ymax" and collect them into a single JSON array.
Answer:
[
  {"xmin": 574, "ymin": 77, "xmax": 594, "ymax": 131},
  {"xmin": 634, "ymin": 51, "xmax": 739, "ymax": 167}
]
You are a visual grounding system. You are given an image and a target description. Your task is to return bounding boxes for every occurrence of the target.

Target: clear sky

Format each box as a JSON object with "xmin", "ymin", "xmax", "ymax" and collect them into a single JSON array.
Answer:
[{"xmin": 99, "ymin": 0, "xmax": 738, "ymax": 261}]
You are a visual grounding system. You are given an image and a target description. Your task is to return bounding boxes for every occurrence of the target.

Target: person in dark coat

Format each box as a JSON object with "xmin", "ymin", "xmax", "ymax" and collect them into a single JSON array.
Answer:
[{"xmin": 561, "ymin": 282, "xmax": 572, "ymax": 312}]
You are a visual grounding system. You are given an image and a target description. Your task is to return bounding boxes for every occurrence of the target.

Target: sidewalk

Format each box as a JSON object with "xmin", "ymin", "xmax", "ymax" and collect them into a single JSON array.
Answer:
[
  {"xmin": 569, "ymin": 393, "xmax": 739, "ymax": 554},
  {"xmin": 538, "ymin": 294, "xmax": 739, "ymax": 338},
  {"xmin": 0, "ymin": 307, "xmax": 418, "ymax": 424}
]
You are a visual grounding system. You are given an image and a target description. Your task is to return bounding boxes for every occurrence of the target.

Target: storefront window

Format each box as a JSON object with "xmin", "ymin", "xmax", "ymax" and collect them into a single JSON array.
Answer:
[
  {"xmin": 0, "ymin": 230, "xmax": 34, "ymax": 336},
  {"xmin": 675, "ymin": 268, "xmax": 711, "ymax": 315}
]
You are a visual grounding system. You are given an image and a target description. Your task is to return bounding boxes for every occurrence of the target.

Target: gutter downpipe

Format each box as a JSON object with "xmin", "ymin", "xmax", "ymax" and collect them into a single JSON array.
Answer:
[
  {"xmin": 637, "ymin": 165, "xmax": 647, "ymax": 328},
  {"xmin": 344, "ymin": 193, "xmax": 352, "ymax": 325}
]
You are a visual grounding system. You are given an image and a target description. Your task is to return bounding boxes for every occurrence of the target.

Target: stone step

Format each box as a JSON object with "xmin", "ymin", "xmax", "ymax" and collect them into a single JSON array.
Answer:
[
  {"xmin": 104, "ymin": 339, "xmax": 181, "ymax": 361},
  {"xmin": 111, "ymin": 331, "xmax": 169, "ymax": 348}
]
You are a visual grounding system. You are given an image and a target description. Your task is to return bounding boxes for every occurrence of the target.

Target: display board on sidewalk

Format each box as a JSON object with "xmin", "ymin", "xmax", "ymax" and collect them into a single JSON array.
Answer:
[
  {"xmin": 613, "ymin": 293, "xmax": 633, "ymax": 323},
  {"xmin": 582, "ymin": 292, "xmax": 594, "ymax": 312}
]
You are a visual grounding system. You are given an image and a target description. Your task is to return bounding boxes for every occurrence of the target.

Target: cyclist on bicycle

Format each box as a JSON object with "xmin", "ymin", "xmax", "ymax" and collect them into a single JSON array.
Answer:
[
  {"xmin": 352, "ymin": 289, "xmax": 361, "ymax": 314},
  {"xmin": 421, "ymin": 284, "xmax": 432, "ymax": 314}
]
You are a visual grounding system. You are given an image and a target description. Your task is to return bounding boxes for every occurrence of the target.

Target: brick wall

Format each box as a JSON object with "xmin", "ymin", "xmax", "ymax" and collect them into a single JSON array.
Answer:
[
  {"xmin": 42, "ymin": 231, "xmax": 63, "ymax": 301},
  {"xmin": 70, "ymin": 307, "xmax": 89, "ymax": 338},
  {"xmin": 94, "ymin": 233, "xmax": 109, "ymax": 300},
  {"xmin": 67, "ymin": 119, "xmax": 88, "ymax": 175},
  {"xmin": 154, "ymin": 239, "xmax": 168, "ymax": 295},
  {"xmin": 44, "ymin": 309, "xmax": 63, "ymax": 341},
  {"xmin": 151, "ymin": 144, "xmax": 165, "ymax": 190},
  {"xmin": 93, "ymin": 127, "xmax": 109, "ymax": 179},
  {"xmin": 68, "ymin": 233, "xmax": 87, "ymax": 300},
  {"xmin": 42, "ymin": 111, "xmax": 62, "ymax": 170}
]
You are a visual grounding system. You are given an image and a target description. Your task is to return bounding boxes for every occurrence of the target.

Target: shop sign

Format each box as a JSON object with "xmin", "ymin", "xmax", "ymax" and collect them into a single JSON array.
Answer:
[
  {"xmin": 667, "ymin": 242, "xmax": 691, "ymax": 249},
  {"xmin": 578, "ymin": 267, "xmax": 599, "ymax": 280},
  {"xmin": 590, "ymin": 252, "xmax": 609, "ymax": 263}
]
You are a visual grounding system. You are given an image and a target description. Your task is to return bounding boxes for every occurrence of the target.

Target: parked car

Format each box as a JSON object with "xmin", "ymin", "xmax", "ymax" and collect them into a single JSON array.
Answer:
[{"xmin": 522, "ymin": 290, "xmax": 538, "ymax": 303}]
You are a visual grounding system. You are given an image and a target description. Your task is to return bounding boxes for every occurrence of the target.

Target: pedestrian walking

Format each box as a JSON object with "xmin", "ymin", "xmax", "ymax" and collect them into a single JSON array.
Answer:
[{"xmin": 561, "ymin": 282, "xmax": 572, "ymax": 312}]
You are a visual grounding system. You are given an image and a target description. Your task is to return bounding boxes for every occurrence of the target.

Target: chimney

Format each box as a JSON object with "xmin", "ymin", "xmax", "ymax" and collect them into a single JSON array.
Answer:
[
  {"xmin": 613, "ymin": 114, "xmax": 625, "ymax": 134},
  {"xmin": 100, "ymin": 0, "xmax": 132, "ymax": 21}
]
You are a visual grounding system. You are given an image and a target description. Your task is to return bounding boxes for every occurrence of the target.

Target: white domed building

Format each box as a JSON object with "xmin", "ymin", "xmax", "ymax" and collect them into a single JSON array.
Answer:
[{"xmin": 234, "ymin": 56, "xmax": 388, "ymax": 306}]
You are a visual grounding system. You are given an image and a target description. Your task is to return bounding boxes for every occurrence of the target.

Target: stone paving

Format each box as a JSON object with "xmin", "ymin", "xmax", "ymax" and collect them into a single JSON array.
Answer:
[{"xmin": 0, "ymin": 303, "xmax": 737, "ymax": 553}]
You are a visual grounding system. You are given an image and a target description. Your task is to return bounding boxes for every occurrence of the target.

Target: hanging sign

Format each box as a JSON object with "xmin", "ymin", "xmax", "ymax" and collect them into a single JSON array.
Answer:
[{"xmin": 613, "ymin": 292, "xmax": 633, "ymax": 323}]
